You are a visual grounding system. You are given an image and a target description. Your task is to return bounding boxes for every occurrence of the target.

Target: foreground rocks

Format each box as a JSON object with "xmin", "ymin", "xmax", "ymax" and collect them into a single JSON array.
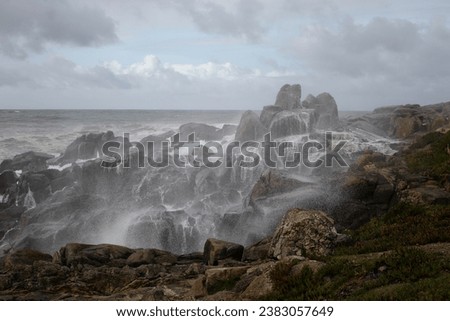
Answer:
[{"xmin": 0, "ymin": 209, "xmax": 339, "ymax": 300}]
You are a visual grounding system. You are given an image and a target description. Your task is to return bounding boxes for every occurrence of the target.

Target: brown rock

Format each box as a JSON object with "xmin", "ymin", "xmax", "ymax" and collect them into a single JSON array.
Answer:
[
  {"xmin": 268, "ymin": 209, "xmax": 338, "ymax": 259},
  {"xmin": 126, "ymin": 249, "xmax": 177, "ymax": 267},
  {"xmin": 203, "ymin": 238, "xmax": 244, "ymax": 266}
]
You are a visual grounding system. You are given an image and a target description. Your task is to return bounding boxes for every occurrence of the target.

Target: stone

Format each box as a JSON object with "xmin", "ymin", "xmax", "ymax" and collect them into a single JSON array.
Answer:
[
  {"xmin": 0, "ymin": 151, "xmax": 53, "ymax": 172},
  {"xmin": 274, "ymin": 84, "xmax": 302, "ymax": 110},
  {"xmin": 235, "ymin": 110, "xmax": 267, "ymax": 141},
  {"xmin": 54, "ymin": 243, "xmax": 135, "ymax": 267},
  {"xmin": 240, "ymin": 269, "xmax": 273, "ymax": 299},
  {"xmin": 0, "ymin": 170, "xmax": 17, "ymax": 194},
  {"xmin": 243, "ymin": 237, "xmax": 271, "ymax": 262},
  {"xmin": 260, "ymin": 105, "xmax": 284, "ymax": 128},
  {"xmin": 313, "ymin": 93, "xmax": 339, "ymax": 129},
  {"xmin": 249, "ymin": 169, "xmax": 310, "ymax": 205},
  {"xmin": 179, "ymin": 123, "xmax": 221, "ymax": 141},
  {"xmin": 2, "ymin": 249, "xmax": 52, "ymax": 269},
  {"xmin": 268, "ymin": 209, "xmax": 338, "ymax": 259},
  {"xmin": 203, "ymin": 238, "xmax": 244, "ymax": 266},
  {"xmin": 126, "ymin": 249, "xmax": 177, "ymax": 267},
  {"xmin": 205, "ymin": 266, "xmax": 249, "ymax": 293},
  {"xmin": 269, "ymin": 110, "xmax": 307, "ymax": 138},
  {"xmin": 290, "ymin": 259, "xmax": 325, "ymax": 276}
]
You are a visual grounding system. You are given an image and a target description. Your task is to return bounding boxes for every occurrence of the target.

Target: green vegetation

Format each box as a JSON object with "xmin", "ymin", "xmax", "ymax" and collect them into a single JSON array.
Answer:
[
  {"xmin": 266, "ymin": 247, "xmax": 450, "ymax": 300},
  {"xmin": 335, "ymin": 203, "xmax": 450, "ymax": 255},
  {"xmin": 406, "ymin": 131, "xmax": 450, "ymax": 181}
]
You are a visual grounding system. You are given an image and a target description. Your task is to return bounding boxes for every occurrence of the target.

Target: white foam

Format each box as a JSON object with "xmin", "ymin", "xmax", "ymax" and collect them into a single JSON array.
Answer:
[{"xmin": 48, "ymin": 163, "xmax": 72, "ymax": 171}]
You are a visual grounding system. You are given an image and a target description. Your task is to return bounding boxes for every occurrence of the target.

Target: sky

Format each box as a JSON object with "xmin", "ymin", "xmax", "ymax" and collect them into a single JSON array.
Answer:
[{"xmin": 0, "ymin": 0, "xmax": 449, "ymax": 110}]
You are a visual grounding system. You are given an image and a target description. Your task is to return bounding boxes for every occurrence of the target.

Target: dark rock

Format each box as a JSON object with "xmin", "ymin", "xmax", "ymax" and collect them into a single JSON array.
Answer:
[
  {"xmin": 1, "ymin": 249, "xmax": 52, "ymax": 269},
  {"xmin": 126, "ymin": 249, "xmax": 177, "ymax": 267},
  {"xmin": 0, "ymin": 170, "xmax": 17, "ymax": 194},
  {"xmin": 0, "ymin": 151, "xmax": 53, "ymax": 172},
  {"xmin": 203, "ymin": 238, "xmax": 244, "ymax": 266},
  {"xmin": 243, "ymin": 237, "xmax": 271, "ymax": 262},
  {"xmin": 54, "ymin": 243, "xmax": 135, "ymax": 267}
]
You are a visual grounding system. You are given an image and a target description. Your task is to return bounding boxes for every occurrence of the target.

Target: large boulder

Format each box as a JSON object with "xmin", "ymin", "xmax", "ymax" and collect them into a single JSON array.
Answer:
[
  {"xmin": 268, "ymin": 209, "xmax": 338, "ymax": 259},
  {"xmin": 58, "ymin": 131, "xmax": 115, "ymax": 164},
  {"xmin": 53, "ymin": 243, "xmax": 135, "ymax": 267},
  {"xmin": 303, "ymin": 93, "xmax": 339, "ymax": 130},
  {"xmin": 269, "ymin": 111, "xmax": 307, "ymax": 138},
  {"xmin": 0, "ymin": 151, "xmax": 53, "ymax": 172},
  {"xmin": 235, "ymin": 111, "xmax": 267, "ymax": 141},
  {"xmin": 203, "ymin": 238, "xmax": 244, "ymax": 266},
  {"xmin": 274, "ymin": 84, "xmax": 302, "ymax": 110}
]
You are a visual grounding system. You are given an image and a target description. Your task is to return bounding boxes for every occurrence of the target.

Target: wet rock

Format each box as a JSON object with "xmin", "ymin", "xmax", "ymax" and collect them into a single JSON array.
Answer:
[
  {"xmin": 274, "ymin": 84, "xmax": 302, "ymax": 110},
  {"xmin": 260, "ymin": 105, "xmax": 284, "ymax": 128},
  {"xmin": 268, "ymin": 209, "xmax": 338, "ymax": 259},
  {"xmin": 179, "ymin": 123, "xmax": 222, "ymax": 141},
  {"xmin": 203, "ymin": 238, "xmax": 244, "ymax": 266},
  {"xmin": 249, "ymin": 169, "xmax": 310, "ymax": 205},
  {"xmin": 269, "ymin": 111, "xmax": 307, "ymax": 138},
  {"xmin": 0, "ymin": 151, "xmax": 53, "ymax": 172},
  {"xmin": 306, "ymin": 93, "xmax": 339, "ymax": 130},
  {"xmin": 235, "ymin": 110, "xmax": 267, "ymax": 141}
]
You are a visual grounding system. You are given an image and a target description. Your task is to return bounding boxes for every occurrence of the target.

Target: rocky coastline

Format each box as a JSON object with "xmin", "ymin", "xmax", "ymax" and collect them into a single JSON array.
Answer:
[{"xmin": 1, "ymin": 84, "xmax": 449, "ymax": 300}]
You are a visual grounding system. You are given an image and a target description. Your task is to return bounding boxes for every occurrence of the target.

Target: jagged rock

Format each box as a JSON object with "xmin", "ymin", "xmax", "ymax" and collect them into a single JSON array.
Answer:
[
  {"xmin": 241, "ymin": 267, "xmax": 274, "ymax": 299},
  {"xmin": 53, "ymin": 243, "xmax": 135, "ymax": 267},
  {"xmin": 203, "ymin": 238, "xmax": 244, "ymax": 266},
  {"xmin": 0, "ymin": 151, "xmax": 53, "ymax": 172},
  {"xmin": 17, "ymin": 172, "xmax": 51, "ymax": 205},
  {"xmin": 268, "ymin": 209, "xmax": 338, "ymax": 259},
  {"xmin": 235, "ymin": 110, "xmax": 267, "ymax": 141},
  {"xmin": 126, "ymin": 249, "xmax": 177, "ymax": 267},
  {"xmin": 274, "ymin": 84, "xmax": 302, "ymax": 110},
  {"xmin": 269, "ymin": 110, "xmax": 307, "ymax": 138}
]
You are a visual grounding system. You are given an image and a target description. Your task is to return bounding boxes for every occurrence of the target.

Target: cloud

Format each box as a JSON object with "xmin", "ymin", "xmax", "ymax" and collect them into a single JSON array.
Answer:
[{"xmin": 0, "ymin": 0, "xmax": 118, "ymax": 59}]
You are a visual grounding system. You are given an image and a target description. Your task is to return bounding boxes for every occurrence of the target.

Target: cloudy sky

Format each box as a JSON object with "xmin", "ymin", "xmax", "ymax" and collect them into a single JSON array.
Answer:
[{"xmin": 0, "ymin": 0, "xmax": 449, "ymax": 110}]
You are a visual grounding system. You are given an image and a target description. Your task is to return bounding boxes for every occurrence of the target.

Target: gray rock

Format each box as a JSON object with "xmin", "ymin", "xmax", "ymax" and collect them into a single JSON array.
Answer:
[
  {"xmin": 274, "ymin": 84, "xmax": 302, "ymax": 110},
  {"xmin": 269, "ymin": 110, "xmax": 307, "ymax": 138},
  {"xmin": 260, "ymin": 105, "xmax": 284, "ymax": 128},
  {"xmin": 235, "ymin": 111, "xmax": 267, "ymax": 141}
]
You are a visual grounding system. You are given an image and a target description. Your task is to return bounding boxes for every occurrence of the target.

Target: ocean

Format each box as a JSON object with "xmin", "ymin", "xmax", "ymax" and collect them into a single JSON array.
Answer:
[{"xmin": 0, "ymin": 109, "xmax": 244, "ymax": 161}]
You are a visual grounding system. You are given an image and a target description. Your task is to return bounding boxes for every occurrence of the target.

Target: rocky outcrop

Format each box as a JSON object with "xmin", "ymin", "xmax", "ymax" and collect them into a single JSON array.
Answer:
[
  {"xmin": 0, "ymin": 151, "xmax": 53, "ymax": 173},
  {"xmin": 234, "ymin": 111, "xmax": 267, "ymax": 141},
  {"xmin": 303, "ymin": 93, "xmax": 339, "ymax": 130},
  {"xmin": 274, "ymin": 84, "xmax": 302, "ymax": 110},
  {"xmin": 56, "ymin": 131, "xmax": 115, "ymax": 164},
  {"xmin": 260, "ymin": 105, "xmax": 284, "ymax": 128},
  {"xmin": 268, "ymin": 209, "xmax": 338, "ymax": 259},
  {"xmin": 0, "ymin": 171, "xmax": 17, "ymax": 195}
]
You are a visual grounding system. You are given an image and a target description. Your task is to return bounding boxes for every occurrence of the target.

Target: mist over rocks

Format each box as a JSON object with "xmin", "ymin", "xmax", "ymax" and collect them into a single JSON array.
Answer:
[{"xmin": 274, "ymin": 84, "xmax": 302, "ymax": 110}]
